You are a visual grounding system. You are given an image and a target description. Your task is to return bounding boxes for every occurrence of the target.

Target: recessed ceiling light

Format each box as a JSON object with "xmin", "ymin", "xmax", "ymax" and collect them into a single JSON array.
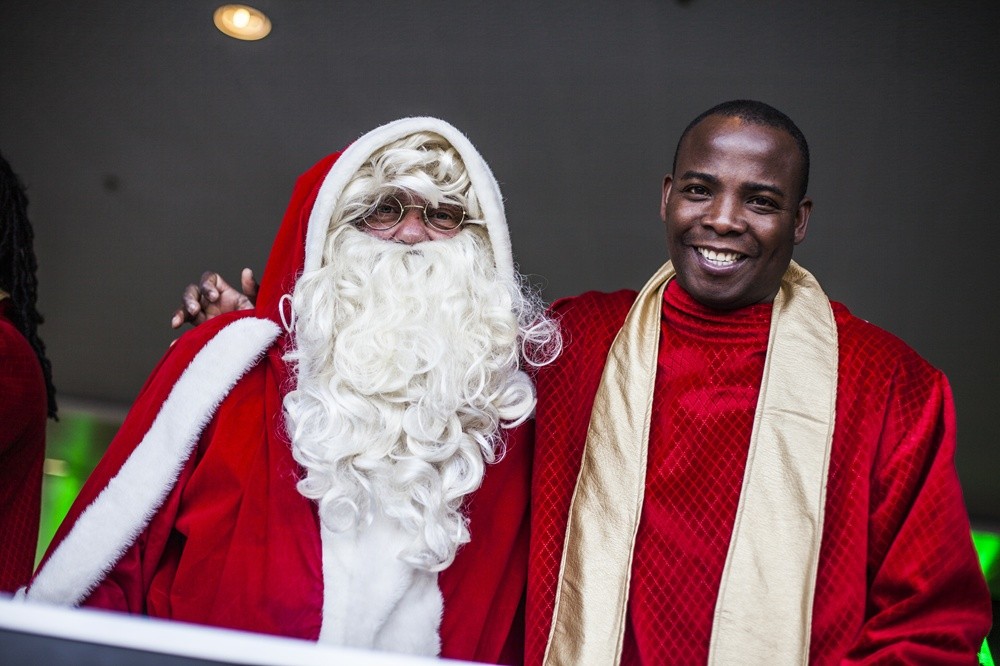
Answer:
[{"xmin": 213, "ymin": 4, "xmax": 271, "ymax": 41}]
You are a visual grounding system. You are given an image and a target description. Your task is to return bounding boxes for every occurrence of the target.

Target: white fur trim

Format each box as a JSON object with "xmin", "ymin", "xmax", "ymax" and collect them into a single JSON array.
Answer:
[
  {"xmin": 27, "ymin": 318, "xmax": 282, "ymax": 605},
  {"xmin": 318, "ymin": 514, "xmax": 442, "ymax": 656},
  {"xmin": 303, "ymin": 117, "xmax": 514, "ymax": 282}
]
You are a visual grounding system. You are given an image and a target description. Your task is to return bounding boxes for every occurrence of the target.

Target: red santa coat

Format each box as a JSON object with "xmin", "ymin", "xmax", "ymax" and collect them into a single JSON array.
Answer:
[
  {"xmin": 526, "ymin": 282, "xmax": 991, "ymax": 664},
  {"xmin": 0, "ymin": 299, "xmax": 46, "ymax": 592},
  {"xmin": 26, "ymin": 118, "xmax": 531, "ymax": 663}
]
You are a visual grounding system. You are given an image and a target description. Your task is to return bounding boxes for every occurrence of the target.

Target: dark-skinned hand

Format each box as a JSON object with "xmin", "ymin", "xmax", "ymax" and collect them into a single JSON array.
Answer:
[{"xmin": 171, "ymin": 268, "xmax": 258, "ymax": 329}]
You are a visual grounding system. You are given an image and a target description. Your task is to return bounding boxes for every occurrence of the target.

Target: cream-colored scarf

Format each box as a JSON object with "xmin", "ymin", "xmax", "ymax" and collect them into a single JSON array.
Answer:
[{"xmin": 543, "ymin": 260, "xmax": 838, "ymax": 666}]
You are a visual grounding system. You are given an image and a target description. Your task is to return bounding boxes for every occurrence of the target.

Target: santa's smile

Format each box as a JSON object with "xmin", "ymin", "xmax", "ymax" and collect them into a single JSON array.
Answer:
[{"xmin": 695, "ymin": 246, "xmax": 746, "ymax": 269}]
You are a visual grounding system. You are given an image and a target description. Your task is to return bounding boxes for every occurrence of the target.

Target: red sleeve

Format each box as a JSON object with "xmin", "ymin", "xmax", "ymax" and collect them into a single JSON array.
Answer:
[
  {"xmin": 32, "ymin": 312, "xmax": 255, "ymax": 607},
  {"xmin": 0, "ymin": 316, "xmax": 46, "ymax": 591},
  {"xmin": 75, "ymin": 446, "xmax": 199, "ymax": 613},
  {"xmin": 845, "ymin": 373, "xmax": 992, "ymax": 663},
  {"xmin": 438, "ymin": 420, "xmax": 534, "ymax": 664}
]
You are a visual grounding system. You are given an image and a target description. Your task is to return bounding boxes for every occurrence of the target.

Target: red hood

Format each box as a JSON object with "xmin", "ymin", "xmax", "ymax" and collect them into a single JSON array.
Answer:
[{"xmin": 255, "ymin": 151, "xmax": 340, "ymax": 326}]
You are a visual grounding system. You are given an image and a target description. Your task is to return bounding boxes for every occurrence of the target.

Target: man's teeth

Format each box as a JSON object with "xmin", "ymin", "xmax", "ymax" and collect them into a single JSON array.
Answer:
[{"xmin": 698, "ymin": 247, "xmax": 742, "ymax": 265}]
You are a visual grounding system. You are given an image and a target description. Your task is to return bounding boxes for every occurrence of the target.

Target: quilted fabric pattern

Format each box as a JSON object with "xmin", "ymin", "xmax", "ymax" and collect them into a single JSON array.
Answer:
[
  {"xmin": 526, "ymin": 281, "xmax": 990, "ymax": 665},
  {"xmin": 623, "ymin": 282, "xmax": 770, "ymax": 664}
]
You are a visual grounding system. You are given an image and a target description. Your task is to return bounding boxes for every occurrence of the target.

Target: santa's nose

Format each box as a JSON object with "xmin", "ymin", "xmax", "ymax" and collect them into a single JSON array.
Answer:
[{"xmin": 394, "ymin": 208, "xmax": 432, "ymax": 244}]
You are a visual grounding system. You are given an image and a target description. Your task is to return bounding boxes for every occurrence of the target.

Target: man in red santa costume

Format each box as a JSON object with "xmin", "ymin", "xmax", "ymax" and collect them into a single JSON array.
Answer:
[
  {"xmin": 22, "ymin": 117, "xmax": 559, "ymax": 662},
  {"xmin": 526, "ymin": 101, "xmax": 991, "ymax": 664}
]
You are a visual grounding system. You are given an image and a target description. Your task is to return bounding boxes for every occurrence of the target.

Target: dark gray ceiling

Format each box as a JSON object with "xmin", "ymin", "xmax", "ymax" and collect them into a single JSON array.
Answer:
[{"xmin": 2, "ymin": 1, "xmax": 998, "ymax": 521}]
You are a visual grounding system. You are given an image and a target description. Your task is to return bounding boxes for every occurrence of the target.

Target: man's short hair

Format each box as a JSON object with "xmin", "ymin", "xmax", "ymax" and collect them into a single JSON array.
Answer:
[{"xmin": 672, "ymin": 100, "xmax": 810, "ymax": 201}]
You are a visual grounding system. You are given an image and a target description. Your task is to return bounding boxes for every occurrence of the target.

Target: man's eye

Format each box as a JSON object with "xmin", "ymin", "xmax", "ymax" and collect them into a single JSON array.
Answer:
[
  {"xmin": 376, "ymin": 203, "xmax": 401, "ymax": 215},
  {"xmin": 433, "ymin": 205, "xmax": 464, "ymax": 220},
  {"xmin": 684, "ymin": 185, "xmax": 709, "ymax": 196},
  {"xmin": 748, "ymin": 196, "xmax": 777, "ymax": 209},
  {"xmin": 431, "ymin": 209, "xmax": 456, "ymax": 221}
]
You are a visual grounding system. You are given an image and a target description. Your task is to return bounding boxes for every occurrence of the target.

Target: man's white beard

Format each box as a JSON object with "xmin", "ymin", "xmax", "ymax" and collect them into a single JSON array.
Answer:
[{"xmin": 283, "ymin": 226, "xmax": 536, "ymax": 572}]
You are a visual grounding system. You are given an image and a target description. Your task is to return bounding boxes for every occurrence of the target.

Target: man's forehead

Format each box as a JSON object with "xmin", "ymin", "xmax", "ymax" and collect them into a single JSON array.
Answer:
[{"xmin": 676, "ymin": 116, "xmax": 802, "ymax": 180}]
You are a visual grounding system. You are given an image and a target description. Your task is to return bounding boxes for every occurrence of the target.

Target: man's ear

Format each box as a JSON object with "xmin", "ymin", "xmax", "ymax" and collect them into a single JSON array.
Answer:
[
  {"xmin": 793, "ymin": 196, "xmax": 812, "ymax": 245},
  {"xmin": 660, "ymin": 174, "xmax": 674, "ymax": 222}
]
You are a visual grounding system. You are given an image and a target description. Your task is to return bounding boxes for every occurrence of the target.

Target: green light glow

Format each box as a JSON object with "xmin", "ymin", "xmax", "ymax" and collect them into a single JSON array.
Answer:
[
  {"xmin": 973, "ymin": 530, "xmax": 1000, "ymax": 582},
  {"xmin": 972, "ymin": 530, "xmax": 998, "ymax": 666},
  {"xmin": 38, "ymin": 411, "xmax": 120, "ymax": 564},
  {"xmin": 980, "ymin": 641, "xmax": 995, "ymax": 666}
]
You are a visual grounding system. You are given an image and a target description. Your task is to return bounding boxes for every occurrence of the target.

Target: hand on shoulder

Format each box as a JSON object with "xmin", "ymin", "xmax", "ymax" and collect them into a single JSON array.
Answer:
[{"xmin": 171, "ymin": 268, "xmax": 258, "ymax": 329}]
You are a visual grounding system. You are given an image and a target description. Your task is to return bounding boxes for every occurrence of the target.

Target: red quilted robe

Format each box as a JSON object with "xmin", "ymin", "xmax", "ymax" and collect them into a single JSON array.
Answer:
[{"xmin": 526, "ymin": 280, "xmax": 990, "ymax": 664}]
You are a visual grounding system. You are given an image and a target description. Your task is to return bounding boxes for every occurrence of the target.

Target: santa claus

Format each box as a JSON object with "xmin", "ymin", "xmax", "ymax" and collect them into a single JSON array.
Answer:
[{"xmin": 24, "ymin": 117, "xmax": 559, "ymax": 662}]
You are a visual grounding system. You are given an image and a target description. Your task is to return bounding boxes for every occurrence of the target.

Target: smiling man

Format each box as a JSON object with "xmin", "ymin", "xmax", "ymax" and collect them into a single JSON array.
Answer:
[{"xmin": 527, "ymin": 101, "xmax": 991, "ymax": 664}]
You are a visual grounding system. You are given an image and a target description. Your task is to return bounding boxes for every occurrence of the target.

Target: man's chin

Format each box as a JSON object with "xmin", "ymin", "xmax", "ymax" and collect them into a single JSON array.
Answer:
[{"xmin": 676, "ymin": 274, "xmax": 746, "ymax": 311}]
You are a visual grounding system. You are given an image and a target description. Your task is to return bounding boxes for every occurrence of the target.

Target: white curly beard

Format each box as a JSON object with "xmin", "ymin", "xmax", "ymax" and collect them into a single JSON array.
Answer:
[{"xmin": 283, "ymin": 225, "xmax": 538, "ymax": 572}]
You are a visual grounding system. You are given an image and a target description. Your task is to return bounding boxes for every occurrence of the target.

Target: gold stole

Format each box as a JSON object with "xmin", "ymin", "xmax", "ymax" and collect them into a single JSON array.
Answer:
[{"xmin": 543, "ymin": 260, "xmax": 838, "ymax": 666}]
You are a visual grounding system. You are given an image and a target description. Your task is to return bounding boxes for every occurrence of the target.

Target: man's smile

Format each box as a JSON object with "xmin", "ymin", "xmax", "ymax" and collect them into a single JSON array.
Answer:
[{"xmin": 695, "ymin": 246, "xmax": 746, "ymax": 269}]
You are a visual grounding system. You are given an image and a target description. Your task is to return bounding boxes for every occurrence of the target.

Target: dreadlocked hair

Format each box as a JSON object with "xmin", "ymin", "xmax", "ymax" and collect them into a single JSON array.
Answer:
[{"xmin": 0, "ymin": 151, "xmax": 57, "ymax": 418}]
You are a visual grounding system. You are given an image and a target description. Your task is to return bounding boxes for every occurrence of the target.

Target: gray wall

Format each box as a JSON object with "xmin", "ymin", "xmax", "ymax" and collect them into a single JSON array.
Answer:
[{"xmin": 2, "ymin": 1, "xmax": 998, "ymax": 521}]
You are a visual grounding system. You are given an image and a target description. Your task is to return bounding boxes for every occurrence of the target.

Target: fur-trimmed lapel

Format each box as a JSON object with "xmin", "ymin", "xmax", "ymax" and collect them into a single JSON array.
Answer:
[{"xmin": 26, "ymin": 317, "xmax": 281, "ymax": 605}]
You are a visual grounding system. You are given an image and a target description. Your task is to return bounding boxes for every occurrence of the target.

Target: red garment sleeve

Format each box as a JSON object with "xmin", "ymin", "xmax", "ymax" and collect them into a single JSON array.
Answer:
[
  {"xmin": 845, "ymin": 372, "xmax": 991, "ymax": 663},
  {"xmin": 77, "ymin": 447, "xmax": 199, "ymax": 613},
  {"xmin": 32, "ymin": 313, "xmax": 252, "ymax": 607},
  {"xmin": 0, "ymin": 317, "xmax": 46, "ymax": 592}
]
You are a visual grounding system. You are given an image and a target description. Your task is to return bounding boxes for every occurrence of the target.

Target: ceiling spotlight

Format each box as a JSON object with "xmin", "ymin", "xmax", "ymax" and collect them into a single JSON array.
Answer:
[{"xmin": 214, "ymin": 4, "xmax": 271, "ymax": 41}]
